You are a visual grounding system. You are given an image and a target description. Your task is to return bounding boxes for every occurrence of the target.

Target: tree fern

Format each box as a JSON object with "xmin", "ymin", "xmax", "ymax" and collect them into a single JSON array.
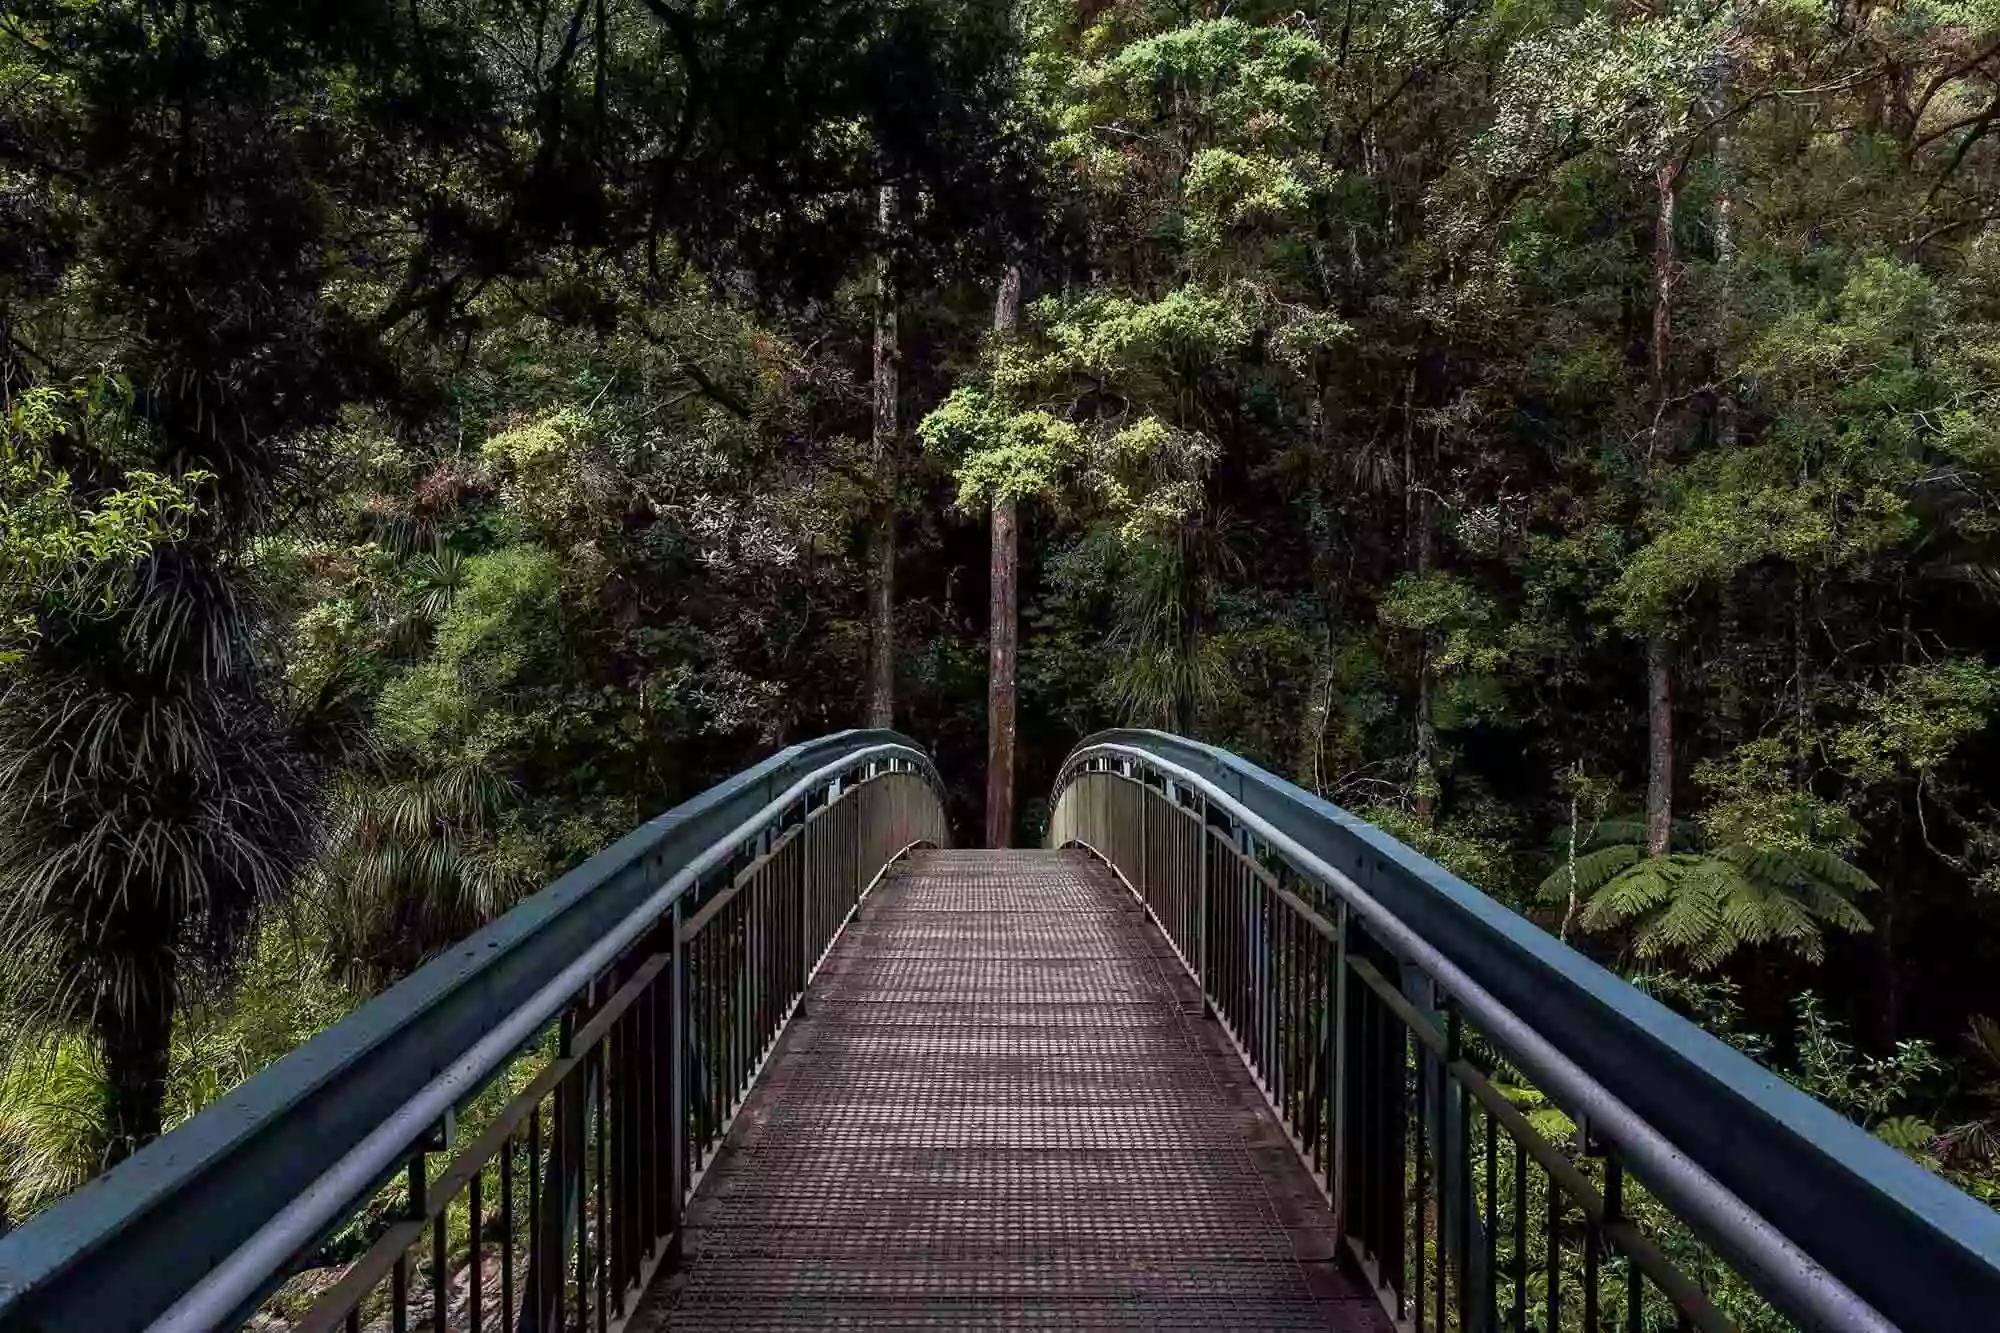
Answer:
[{"xmin": 1545, "ymin": 821, "xmax": 1876, "ymax": 971}]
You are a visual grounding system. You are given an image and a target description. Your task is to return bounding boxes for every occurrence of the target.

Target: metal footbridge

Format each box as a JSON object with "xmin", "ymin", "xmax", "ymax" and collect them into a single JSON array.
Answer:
[{"xmin": 2, "ymin": 732, "xmax": 1998, "ymax": 1332}]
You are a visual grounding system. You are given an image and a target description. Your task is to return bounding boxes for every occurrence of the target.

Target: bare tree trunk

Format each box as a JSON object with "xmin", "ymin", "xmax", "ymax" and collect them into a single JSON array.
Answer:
[
  {"xmin": 1560, "ymin": 762, "xmax": 1584, "ymax": 940},
  {"xmin": 1714, "ymin": 134, "xmax": 1738, "ymax": 452},
  {"xmin": 96, "ymin": 988, "xmax": 174, "ymax": 1167},
  {"xmin": 1293, "ymin": 633, "xmax": 1336, "ymax": 796},
  {"xmin": 984, "ymin": 267, "xmax": 1022, "ymax": 847},
  {"xmin": 1646, "ymin": 634, "xmax": 1673, "ymax": 856},
  {"xmin": 1644, "ymin": 162, "xmax": 1681, "ymax": 856},
  {"xmin": 866, "ymin": 186, "xmax": 898, "ymax": 728},
  {"xmin": 986, "ymin": 500, "xmax": 1018, "ymax": 846}
]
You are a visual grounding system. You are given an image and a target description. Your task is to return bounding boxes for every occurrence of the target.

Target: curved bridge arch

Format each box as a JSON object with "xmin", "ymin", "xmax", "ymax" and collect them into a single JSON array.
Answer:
[{"xmin": 1, "ymin": 731, "xmax": 1996, "ymax": 1333}]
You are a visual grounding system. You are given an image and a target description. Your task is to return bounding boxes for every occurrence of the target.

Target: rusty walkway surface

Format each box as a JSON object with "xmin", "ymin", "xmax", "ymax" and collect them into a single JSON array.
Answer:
[{"xmin": 637, "ymin": 848, "xmax": 1389, "ymax": 1330}]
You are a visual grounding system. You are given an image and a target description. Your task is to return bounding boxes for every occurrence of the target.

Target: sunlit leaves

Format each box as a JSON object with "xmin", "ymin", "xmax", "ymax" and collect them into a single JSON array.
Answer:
[{"xmin": 1833, "ymin": 660, "xmax": 2000, "ymax": 783}]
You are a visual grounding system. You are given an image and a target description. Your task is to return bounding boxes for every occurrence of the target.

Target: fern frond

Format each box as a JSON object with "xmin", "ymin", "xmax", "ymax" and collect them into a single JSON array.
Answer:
[
  {"xmin": 1637, "ymin": 868, "xmax": 1728, "ymax": 967},
  {"xmin": 1790, "ymin": 877, "xmax": 1874, "ymax": 935},
  {"xmin": 1537, "ymin": 843, "xmax": 1642, "ymax": 903},
  {"xmin": 1577, "ymin": 856, "xmax": 1680, "ymax": 931},
  {"xmin": 1875, "ymin": 1115, "xmax": 1937, "ymax": 1152}
]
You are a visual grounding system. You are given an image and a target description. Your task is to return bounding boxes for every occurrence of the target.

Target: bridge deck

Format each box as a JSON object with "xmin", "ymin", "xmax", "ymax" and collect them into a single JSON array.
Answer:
[{"xmin": 637, "ymin": 848, "xmax": 1388, "ymax": 1331}]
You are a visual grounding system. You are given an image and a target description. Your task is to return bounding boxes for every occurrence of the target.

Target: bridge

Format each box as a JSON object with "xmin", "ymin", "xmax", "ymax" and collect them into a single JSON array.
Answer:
[{"xmin": 1, "ymin": 732, "xmax": 1998, "ymax": 1332}]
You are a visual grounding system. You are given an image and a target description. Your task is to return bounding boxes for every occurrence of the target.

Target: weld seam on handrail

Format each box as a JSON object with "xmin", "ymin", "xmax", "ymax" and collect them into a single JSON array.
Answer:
[
  {"xmin": 1060, "ymin": 743, "xmax": 1896, "ymax": 1333},
  {"xmin": 149, "ymin": 743, "xmax": 938, "ymax": 1333}
]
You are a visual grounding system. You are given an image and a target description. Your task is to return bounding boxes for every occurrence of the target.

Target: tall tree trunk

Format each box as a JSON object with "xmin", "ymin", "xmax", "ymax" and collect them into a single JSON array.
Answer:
[
  {"xmin": 1293, "ymin": 632, "xmax": 1336, "ymax": 796},
  {"xmin": 985, "ymin": 265, "xmax": 1023, "ymax": 848},
  {"xmin": 1714, "ymin": 132, "xmax": 1738, "ymax": 452},
  {"xmin": 1648, "ymin": 163, "xmax": 1677, "ymax": 462},
  {"xmin": 866, "ymin": 186, "xmax": 898, "ymax": 728},
  {"xmin": 96, "ymin": 987, "xmax": 174, "ymax": 1168},
  {"xmin": 1645, "ymin": 634, "xmax": 1674, "ymax": 856},
  {"xmin": 1644, "ymin": 162, "xmax": 1681, "ymax": 856}
]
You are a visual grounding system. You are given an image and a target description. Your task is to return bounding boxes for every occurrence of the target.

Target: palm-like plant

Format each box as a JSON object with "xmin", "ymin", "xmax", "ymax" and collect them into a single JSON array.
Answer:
[
  {"xmin": 0, "ymin": 552, "xmax": 323, "ymax": 1163},
  {"xmin": 1104, "ymin": 521, "xmax": 1238, "ymax": 731},
  {"xmin": 309, "ymin": 756, "xmax": 531, "ymax": 991},
  {"xmin": 1539, "ymin": 815, "xmax": 1876, "ymax": 970}
]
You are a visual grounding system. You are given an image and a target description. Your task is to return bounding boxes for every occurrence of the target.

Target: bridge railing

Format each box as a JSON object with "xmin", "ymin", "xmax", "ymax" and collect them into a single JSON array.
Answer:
[
  {"xmin": 1049, "ymin": 729, "xmax": 2000, "ymax": 1333},
  {"xmin": 0, "ymin": 730, "xmax": 948, "ymax": 1333}
]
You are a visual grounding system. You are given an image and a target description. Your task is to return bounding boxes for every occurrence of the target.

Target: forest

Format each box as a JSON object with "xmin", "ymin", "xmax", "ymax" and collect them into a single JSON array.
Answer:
[{"xmin": 3, "ymin": 0, "xmax": 2000, "ymax": 1235}]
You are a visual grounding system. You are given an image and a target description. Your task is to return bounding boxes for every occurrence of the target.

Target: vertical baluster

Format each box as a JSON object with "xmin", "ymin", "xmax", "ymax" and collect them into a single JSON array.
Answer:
[
  {"xmin": 432, "ymin": 1187, "xmax": 448, "ymax": 1333},
  {"xmin": 503, "ymin": 1133, "xmax": 516, "ymax": 1333},
  {"xmin": 572, "ymin": 1070, "xmax": 588, "ymax": 1333},
  {"xmin": 1257, "ymin": 880, "xmax": 1272, "ymax": 1086},
  {"xmin": 392, "ymin": 1251, "xmax": 410, "ymax": 1333},
  {"xmin": 668, "ymin": 899, "xmax": 687, "ymax": 1269},
  {"xmin": 528, "ymin": 1108, "xmax": 542, "ymax": 1332},
  {"xmin": 1370, "ymin": 981, "xmax": 1387, "ymax": 1286},
  {"xmin": 1457, "ymin": 1046, "xmax": 1474, "ymax": 1333},
  {"xmin": 1607, "ymin": 1153, "xmax": 1641, "ymax": 1333},
  {"xmin": 1274, "ymin": 900, "xmax": 1287, "ymax": 1112},
  {"xmin": 1584, "ymin": 1150, "xmax": 1600, "ymax": 1333},
  {"xmin": 596, "ymin": 1046, "xmax": 609, "ymax": 1333},
  {"xmin": 1546, "ymin": 1166, "xmax": 1562, "ymax": 1333},
  {"xmin": 1196, "ymin": 823, "xmax": 1209, "ymax": 1000},
  {"xmin": 470, "ymin": 1164, "xmax": 484, "ymax": 1333},
  {"xmin": 1413, "ymin": 1025, "xmax": 1427, "ymax": 1333},
  {"xmin": 610, "ymin": 997, "xmax": 628, "ymax": 1313},
  {"xmin": 703, "ymin": 926, "xmax": 718, "ymax": 1153},
  {"xmin": 1328, "ymin": 926, "xmax": 1350, "ymax": 1241},
  {"xmin": 1511, "ymin": 1140, "xmax": 1526, "ymax": 1333},
  {"xmin": 1350, "ymin": 974, "xmax": 1371, "ymax": 1266},
  {"xmin": 1484, "ymin": 1105, "xmax": 1498, "ymax": 1327},
  {"xmin": 1436, "ymin": 1017, "xmax": 1449, "ymax": 1333},
  {"xmin": 1296, "ymin": 904, "xmax": 1312, "ymax": 1120},
  {"xmin": 405, "ymin": 1146, "xmax": 431, "ymax": 1333}
]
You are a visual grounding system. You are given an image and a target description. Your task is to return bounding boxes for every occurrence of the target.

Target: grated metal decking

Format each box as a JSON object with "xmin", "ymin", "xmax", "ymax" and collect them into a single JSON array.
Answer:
[{"xmin": 636, "ymin": 849, "xmax": 1391, "ymax": 1331}]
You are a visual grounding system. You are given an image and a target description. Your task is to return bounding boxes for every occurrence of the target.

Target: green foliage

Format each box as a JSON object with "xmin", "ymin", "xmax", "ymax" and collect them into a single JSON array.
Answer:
[
  {"xmin": 1365, "ymin": 802, "xmax": 1523, "ymax": 901},
  {"xmin": 1835, "ymin": 660, "xmax": 2000, "ymax": 782},
  {"xmin": 1789, "ymin": 994, "xmax": 1944, "ymax": 1127},
  {"xmin": 1540, "ymin": 816, "xmax": 1877, "ymax": 970},
  {"xmin": 0, "ymin": 923, "xmax": 351, "ymax": 1217},
  {"xmin": 1, "ymin": 378, "xmax": 209, "ymax": 659},
  {"xmin": 9, "ymin": 0, "xmax": 2000, "ymax": 1244}
]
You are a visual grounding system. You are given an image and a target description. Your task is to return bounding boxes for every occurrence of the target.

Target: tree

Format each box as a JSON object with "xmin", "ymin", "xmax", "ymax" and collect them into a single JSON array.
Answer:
[{"xmin": 986, "ymin": 264, "xmax": 1023, "ymax": 846}]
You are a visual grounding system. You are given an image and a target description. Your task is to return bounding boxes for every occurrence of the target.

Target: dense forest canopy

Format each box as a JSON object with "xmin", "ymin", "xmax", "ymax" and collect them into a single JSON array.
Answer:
[{"xmin": 4, "ymin": 0, "xmax": 2000, "ymax": 1238}]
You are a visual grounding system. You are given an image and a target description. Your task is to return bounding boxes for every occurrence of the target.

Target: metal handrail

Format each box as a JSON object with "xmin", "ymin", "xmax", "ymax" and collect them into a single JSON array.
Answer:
[
  {"xmin": 1051, "ymin": 730, "xmax": 2000, "ymax": 1333},
  {"xmin": 0, "ymin": 730, "xmax": 947, "ymax": 1333}
]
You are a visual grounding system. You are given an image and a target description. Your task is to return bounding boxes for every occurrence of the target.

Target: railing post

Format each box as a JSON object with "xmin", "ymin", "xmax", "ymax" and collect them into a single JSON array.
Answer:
[
  {"xmin": 525, "ymin": 1005, "xmax": 585, "ymax": 1333},
  {"xmin": 1329, "ymin": 900, "xmax": 1350, "ymax": 1236},
  {"xmin": 1139, "ymin": 775, "xmax": 1151, "ymax": 909},
  {"xmin": 799, "ymin": 805, "xmax": 813, "ymax": 1004},
  {"xmin": 666, "ymin": 903, "xmax": 686, "ymax": 1268},
  {"xmin": 1196, "ymin": 807, "xmax": 1211, "ymax": 1008}
]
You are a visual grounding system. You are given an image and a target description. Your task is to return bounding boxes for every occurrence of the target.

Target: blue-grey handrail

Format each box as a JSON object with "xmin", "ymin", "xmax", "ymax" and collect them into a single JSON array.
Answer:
[
  {"xmin": 1059, "ymin": 729, "xmax": 2000, "ymax": 1333},
  {"xmin": 0, "ymin": 729, "xmax": 940, "ymax": 1333}
]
